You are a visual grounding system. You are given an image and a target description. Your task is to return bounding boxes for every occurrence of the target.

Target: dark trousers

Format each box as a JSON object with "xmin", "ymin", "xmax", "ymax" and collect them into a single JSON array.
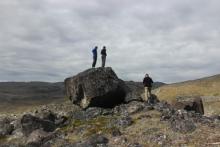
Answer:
[
  {"xmin": 101, "ymin": 55, "xmax": 106, "ymax": 67},
  {"xmin": 92, "ymin": 56, "xmax": 97, "ymax": 67}
]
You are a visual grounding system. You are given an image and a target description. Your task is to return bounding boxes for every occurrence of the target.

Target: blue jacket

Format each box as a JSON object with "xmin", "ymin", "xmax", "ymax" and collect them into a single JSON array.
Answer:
[{"xmin": 92, "ymin": 48, "xmax": 97, "ymax": 57}]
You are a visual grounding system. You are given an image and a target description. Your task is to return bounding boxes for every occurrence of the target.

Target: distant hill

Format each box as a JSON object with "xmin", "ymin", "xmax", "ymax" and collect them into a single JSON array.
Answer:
[
  {"xmin": 154, "ymin": 74, "xmax": 220, "ymax": 115},
  {"xmin": 0, "ymin": 82, "xmax": 65, "ymax": 113},
  {"xmin": 0, "ymin": 82, "xmax": 65, "ymax": 101}
]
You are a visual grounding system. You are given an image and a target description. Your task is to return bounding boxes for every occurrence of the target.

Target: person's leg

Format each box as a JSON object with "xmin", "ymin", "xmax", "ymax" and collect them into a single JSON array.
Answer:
[
  {"xmin": 147, "ymin": 87, "xmax": 151, "ymax": 99},
  {"xmin": 147, "ymin": 88, "xmax": 149, "ymax": 99},
  {"xmin": 144, "ymin": 87, "xmax": 148, "ymax": 101},
  {"xmin": 92, "ymin": 56, "xmax": 95, "ymax": 67},
  {"xmin": 102, "ymin": 56, "xmax": 106, "ymax": 67},
  {"xmin": 101, "ymin": 56, "xmax": 104, "ymax": 67},
  {"xmin": 148, "ymin": 87, "xmax": 152, "ymax": 96},
  {"xmin": 92, "ymin": 56, "xmax": 97, "ymax": 67},
  {"xmin": 94, "ymin": 56, "xmax": 97, "ymax": 67},
  {"xmin": 147, "ymin": 87, "xmax": 152, "ymax": 103}
]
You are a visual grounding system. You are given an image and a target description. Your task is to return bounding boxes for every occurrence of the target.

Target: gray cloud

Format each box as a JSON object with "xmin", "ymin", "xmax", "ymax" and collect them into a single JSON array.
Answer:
[{"xmin": 0, "ymin": 0, "xmax": 220, "ymax": 83}]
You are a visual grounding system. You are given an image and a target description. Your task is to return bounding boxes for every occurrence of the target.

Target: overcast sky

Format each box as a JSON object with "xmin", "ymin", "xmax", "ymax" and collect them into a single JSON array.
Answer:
[{"xmin": 0, "ymin": 0, "xmax": 220, "ymax": 83}]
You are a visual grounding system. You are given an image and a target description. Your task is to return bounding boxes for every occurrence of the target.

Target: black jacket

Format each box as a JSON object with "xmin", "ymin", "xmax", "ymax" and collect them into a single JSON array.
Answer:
[
  {"xmin": 101, "ymin": 49, "xmax": 107, "ymax": 56},
  {"xmin": 143, "ymin": 77, "xmax": 153, "ymax": 87}
]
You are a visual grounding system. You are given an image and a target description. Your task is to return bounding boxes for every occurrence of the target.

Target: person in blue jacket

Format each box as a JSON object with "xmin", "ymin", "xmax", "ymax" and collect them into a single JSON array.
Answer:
[{"xmin": 92, "ymin": 46, "xmax": 98, "ymax": 68}]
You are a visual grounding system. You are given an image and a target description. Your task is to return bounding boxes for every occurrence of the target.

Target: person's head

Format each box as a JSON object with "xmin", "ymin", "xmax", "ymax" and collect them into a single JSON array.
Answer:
[
  {"xmin": 145, "ymin": 74, "xmax": 149, "ymax": 77},
  {"xmin": 95, "ymin": 46, "xmax": 98, "ymax": 49},
  {"xmin": 103, "ymin": 46, "xmax": 106, "ymax": 49}
]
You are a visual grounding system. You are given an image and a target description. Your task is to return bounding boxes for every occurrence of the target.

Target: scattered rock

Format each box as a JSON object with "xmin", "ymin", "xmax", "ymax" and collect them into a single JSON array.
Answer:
[
  {"xmin": 71, "ymin": 107, "xmax": 112, "ymax": 121},
  {"xmin": 147, "ymin": 94, "xmax": 160, "ymax": 105},
  {"xmin": 113, "ymin": 104, "xmax": 128, "ymax": 115},
  {"xmin": 111, "ymin": 129, "xmax": 122, "ymax": 137},
  {"xmin": 113, "ymin": 101, "xmax": 145, "ymax": 115},
  {"xmin": 35, "ymin": 110, "xmax": 56, "ymax": 122},
  {"xmin": 21, "ymin": 114, "xmax": 56, "ymax": 136},
  {"xmin": 26, "ymin": 129, "xmax": 55, "ymax": 146},
  {"xmin": 85, "ymin": 107, "xmax": 104, "ymax": 119},
  {"xmin": 112, "ymin": 136, "xmax": 128, "ymax": 145},
  {"xmin": 149, "ymin": 133, "xmax": 168, "ymax": 145},
  {"xmin": 170, "ymin": 110, "xmax": 196, "ymax": 133},
  {"xmin": 114, "ymin": 116, "xmax": 133, "ymax": 128},
  {"xmin": 0, "ymin": 118, "xmax": 14, "ymax": 137},
  {"xmin": 154, "ymin": 101, "xmax": 173, "ymax": 112},
  {"xmin": 126, "ymin": 101, "xmax": 145, "ymax": 115}
]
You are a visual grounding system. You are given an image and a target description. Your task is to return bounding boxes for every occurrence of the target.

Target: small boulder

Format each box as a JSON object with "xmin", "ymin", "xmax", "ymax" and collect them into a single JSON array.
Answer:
[
  {"xmin": 36, "ymin": 110, "xmax": 56, "ymax": 122},
  {"xmin": 26, "ymin": 129, "xmax": 55, "ymax": 146},
  {"xmin": 173, "ymin": 97, "xmax": 204, "ymax": 115},
  {"xmin": 21, "ymin": 114, "xmax": 56, "ymax": 136},
  {"xmin": 0, "ymin": 118, "xmax": 14, "ymax": 137}
]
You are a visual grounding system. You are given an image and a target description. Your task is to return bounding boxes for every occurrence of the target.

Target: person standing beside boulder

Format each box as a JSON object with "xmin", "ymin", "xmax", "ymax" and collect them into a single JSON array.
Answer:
[
  {"xmin": 143, "ymin": 74, "xmax": 154, "ymax": 101},
  {"xmin": 92, "ymin": 46, "xmax": 98, "ymax": 68},
  {"xmin": 101, "ymin": 46, "xmax": 107, "ymax": 67}
]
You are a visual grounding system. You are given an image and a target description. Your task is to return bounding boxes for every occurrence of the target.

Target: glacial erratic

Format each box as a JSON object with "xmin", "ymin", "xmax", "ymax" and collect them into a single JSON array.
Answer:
[{"xmin": 64, "ymin": 67, "xmax": 127, "ymax": 109}]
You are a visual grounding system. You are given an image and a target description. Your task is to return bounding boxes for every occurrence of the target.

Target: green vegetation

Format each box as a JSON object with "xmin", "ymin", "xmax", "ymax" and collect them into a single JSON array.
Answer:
[
  {"xmin": 61, "ymin": 115, "xmax": 119, "ymax": 143},
  {"xmin": 0, "ymin": 136, "xmax": 7, "ymax": 144}
]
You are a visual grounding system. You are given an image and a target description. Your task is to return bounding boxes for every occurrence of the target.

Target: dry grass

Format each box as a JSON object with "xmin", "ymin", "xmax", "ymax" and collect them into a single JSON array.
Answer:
[
  {"xmin": 153, "ymin": 75, "xmax": 220, "ymax": 115},
  {"xmin": 204, "ymin": 101, "xmax": 220, "ymax": 116}
]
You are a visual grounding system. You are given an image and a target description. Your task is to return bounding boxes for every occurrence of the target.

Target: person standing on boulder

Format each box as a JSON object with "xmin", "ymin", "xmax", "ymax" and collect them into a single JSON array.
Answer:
[
  {"xmin": 92, "ymin": 46, "xmax": 98, "ymax": 68},
  {"xmin": 101, "ymin": 46, "xmax": 107, "ymax": 67},
  {"xmin": 143, "ymin": 74, "xmax": 154, "ymax": 101}
]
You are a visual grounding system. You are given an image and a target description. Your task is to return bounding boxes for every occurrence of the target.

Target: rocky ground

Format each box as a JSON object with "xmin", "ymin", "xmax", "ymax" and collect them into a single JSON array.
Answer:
[
  {"xmin": 1, "ymin": 68, "xmax": 220, "ymax": 147},
  {"xmin": 0, "ymin": 100, "xmax": 220, "ymax": 147}
]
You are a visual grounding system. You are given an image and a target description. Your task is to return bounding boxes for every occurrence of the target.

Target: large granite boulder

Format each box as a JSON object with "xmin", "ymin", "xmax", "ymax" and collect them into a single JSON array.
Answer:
[
  {"xmin": 65, "ymin": 67, "xmax": 127, "ymax": 108},
  {"xmin": 123, "ymin": 81, "xmax": 144, "ymax": 102}
]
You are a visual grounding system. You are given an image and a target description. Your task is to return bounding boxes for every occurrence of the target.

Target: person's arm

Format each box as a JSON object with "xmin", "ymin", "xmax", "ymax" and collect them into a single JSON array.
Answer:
[
  {"xmin": 143, "ymin": 78, "xmax": 145, "ymax": 85},
  {"xmin": 151, "ymin": 78, "xmax": 154, "ymax": 83}
]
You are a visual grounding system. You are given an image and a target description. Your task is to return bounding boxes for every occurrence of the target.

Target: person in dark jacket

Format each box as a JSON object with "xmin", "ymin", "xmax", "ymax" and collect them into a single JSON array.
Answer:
[
  {"xmin": 92, "ymin": 46, "xmax": 98, "ymax": 68},
  {"xmin": 143, "ymin": 74, "xmax": 153, "ymax": 101},
  {"xmin": 101, "ymin": 46, "xmax": 107, "ymax": 67}
]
